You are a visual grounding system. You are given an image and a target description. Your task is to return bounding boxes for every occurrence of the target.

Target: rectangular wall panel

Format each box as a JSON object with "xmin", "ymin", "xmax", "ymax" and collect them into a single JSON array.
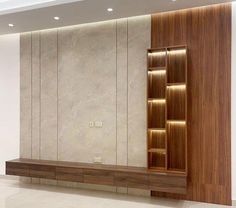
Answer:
[
  {"xmin": 232, "ymin": 2, "xmax": 236, "ymax": 202},
  {"xmin": 40, "ymin": 30, "xmax": 58, "ymax": 161},
  {"xmin": 20, "ymin": 16, "xmax": 151, "ymax": 195},
  {"xmin": 128, "ymin": 16, "xmax": 151, "ymax": 167},
  {"xmin": 58, "ymin": 21, "xmax": 117, "ymax": 165},
  {"xmin": 32, "ymin": 32, "xmax": 40, "ymax": 160},
  {"xmin": 20, "ymin": 33, "xmax": 32, "ymax": 159},
  {"xmin": 117, "ymin": 19, "xmax": 128, "ymax": 166},
  {"xmin": 151, "ymin": 4, "xmax": 231, "ymax": 205}
]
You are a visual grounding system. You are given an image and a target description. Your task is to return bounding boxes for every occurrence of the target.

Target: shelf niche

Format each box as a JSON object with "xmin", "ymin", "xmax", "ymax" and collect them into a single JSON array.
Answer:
[{"xmin": 147, "ymin": 46, "xmax": 187, "ymax": 175}]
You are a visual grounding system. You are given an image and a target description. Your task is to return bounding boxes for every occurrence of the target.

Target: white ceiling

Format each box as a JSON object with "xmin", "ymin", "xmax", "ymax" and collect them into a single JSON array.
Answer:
[
  {"xmin": 0, "ymin": 0, "xmax": 234, "ymax": 35},
  {"xmin": 0, "ymin": 0, "xmax": 84, "ymax": 15}
]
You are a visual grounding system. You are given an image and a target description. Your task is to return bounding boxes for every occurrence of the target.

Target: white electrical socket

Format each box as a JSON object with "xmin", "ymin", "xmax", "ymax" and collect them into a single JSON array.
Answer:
[
  {"xmin": 95, "ymin": 121, "xmax": 103, "ymax": 128},
  {"xmin": 89, "ymin": 121, "xmax": 94, "ymax": 128},
  {"xmin": 93, "ymin": 156, "xmax": 102, "ymax": 164}
]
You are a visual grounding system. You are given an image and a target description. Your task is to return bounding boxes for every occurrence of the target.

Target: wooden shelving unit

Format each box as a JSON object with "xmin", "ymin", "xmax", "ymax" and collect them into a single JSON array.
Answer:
[{"xmin": 147, "ymin": 46, "xmax": 187, "ymax": 175}]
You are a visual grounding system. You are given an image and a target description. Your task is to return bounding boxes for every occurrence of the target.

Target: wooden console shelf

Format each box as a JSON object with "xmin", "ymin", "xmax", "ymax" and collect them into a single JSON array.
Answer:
[
  {"xmin": 147, "ymin": 46, "xmax": 187, "ymax": 174},
  {"xmin": 6, "ymin": 158, "xmax": 187, "ymax": 194}
]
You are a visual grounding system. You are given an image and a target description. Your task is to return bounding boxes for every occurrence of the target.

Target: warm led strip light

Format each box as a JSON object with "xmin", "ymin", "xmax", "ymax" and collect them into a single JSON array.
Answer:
[
  {"xmin": 148, "ymin": 70, "xmax": 166, "ymax": 75},
  {"xmin": 148, "ymin": 99, "xmax": 166, "ymax": 104},
  {"xmin": 167, "ymin": 120, "xmax": 186, "ymax": 125},
  {"xmin": 167, "ymin": 84, "xmax": 186, "ymax": 90},
  {"xmin": 168, "ymin": 49, "xmax": 186, "ymax": 55},
  {"xmin": 149, "ymin": 129, "xmax": 166, "ymax": 133},
  {"xmin": 148, "ymin": 51, "xmax": 166, "ymax": 57}
]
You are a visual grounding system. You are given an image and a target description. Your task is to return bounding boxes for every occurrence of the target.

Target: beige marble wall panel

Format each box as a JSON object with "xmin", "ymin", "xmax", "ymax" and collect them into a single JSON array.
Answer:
[
  {"xmin": 40, "ymin": 29, "xmax": 58, "ymax": 161},
  {"xmin": 116, "ymin": 19, "xmax": 128, "ymax": 166},
  {"xmin": 20, "ymin": 15, "xmax": 151, "ymax": 195},
  {"xmin": 20, "ymin": 32, "xmax": 32, "ymax": 159},
  {"xmin": 31, "ymin": 32, "xmax": 41, "ymax": 184},
  {"xmin": 58, "ymin": 21, "xmax": 117, "ymax": 165},
  {"xmin": 32, "ymin": 32, "xmax": 40, "ymax": 160},
  {"xmin": 127, "ymin": 16, "xmax": 151, "ymax": 167}
]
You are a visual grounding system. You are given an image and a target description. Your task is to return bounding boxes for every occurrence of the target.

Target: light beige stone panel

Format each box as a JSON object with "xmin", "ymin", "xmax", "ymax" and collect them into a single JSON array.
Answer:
[
  {"xmin": 116, "ymin": 19, "xmax": 128, "ymax": 167},
  {"xmin": 127, "ymin": 16, "xmax": 151, "ymax": 167},
  {"xmin": 20, "ymin": 32, "xmax": 32, "ymax": 159},
  {"xmin": 58, "ymin": 21, "xmax": 117, "ymax": 165},
  {"xmin": 32, "ymin": 31, "xmax": 40, "ymax": 160},
  {"xmin": 31, "ymin": 32, "xmax": 41, "ymax": 184},
  {"xmin": 40, "ymin": 29, "xmax": 58, "ymax": 161}
]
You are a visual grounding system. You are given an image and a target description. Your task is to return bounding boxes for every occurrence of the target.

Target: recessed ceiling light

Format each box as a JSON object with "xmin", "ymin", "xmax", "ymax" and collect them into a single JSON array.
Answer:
[
  {"xmin": 8, "ymin": 23, "xmax": 14, "ymax": 27},
  {"xmin": 172, "ymin": 0, "xmax": 177, "ymax": 1},
  {"xmin": 107, "ymin": 8, "xmax": 113, "ymax": 12},
  {"xmin": 54, "ymin": 16, "xmax": 60, "ymax": 20}
]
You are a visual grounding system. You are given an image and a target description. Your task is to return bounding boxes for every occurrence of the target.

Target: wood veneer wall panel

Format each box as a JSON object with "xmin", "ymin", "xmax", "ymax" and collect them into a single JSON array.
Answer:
[
  {"xmin": 148, "ymin": 102, "xmax": 166, "ymax": 128},
  {"xmin": 148, "ymin": 131, "xmax": 166, "ymax": 149},
  {"xmin": 167, "ymin": 123, "xmax": 186, "ymax": 171},
  {"xmin": 167, "ymin": 87, "xmax": 186, "ymax": 120},
  {"xmin": 167, "ymin": 50, "xmax": 186, "ymax": 83},
  {"xmin": 148, "ymin": 72, "xmax": 166, "ymax": 99},
  {"xmin": 20, "ymin": 33, "xmax": 32, "ymax": 159},
  {"xmin": 151, "ymin": 3, "xmax": 231, "ymax": 205}
]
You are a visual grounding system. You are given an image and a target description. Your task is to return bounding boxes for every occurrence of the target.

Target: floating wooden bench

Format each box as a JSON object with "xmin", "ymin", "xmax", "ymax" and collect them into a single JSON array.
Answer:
[{"xmin": 6, "ymin": 159, "xmax": 187, "ymax": 194}]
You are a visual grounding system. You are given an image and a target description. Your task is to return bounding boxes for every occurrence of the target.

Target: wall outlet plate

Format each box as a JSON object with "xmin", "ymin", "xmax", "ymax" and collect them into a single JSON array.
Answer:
[
  {"xmin": 89, "ymin": 121, "xmax": 94, "ymax": 127},
  {"xmin": 93, "ymin": 156, "xmax": 102, "ymax": 164},
  {"xmin": 95, "ymin": 121, "xmax": 103, "ymax": 128}
]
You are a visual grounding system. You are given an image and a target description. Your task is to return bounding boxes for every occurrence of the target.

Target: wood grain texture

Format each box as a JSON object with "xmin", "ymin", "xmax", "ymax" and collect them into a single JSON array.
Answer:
[
  {"xmin": 148, "ymin": 49, "xmax": 166, "ymax": 68},
  {"xmin": 148, "ymin": 102, "xmax": 166, "ymax": 128},
  {"xmin": 167, "ymin": 49, "xmax": 186, "ymax": 83},
  {"xmin": 167, "ymin": 87, "xmax": 186, "ymax": 120},
  {"xmin": 6, "ymin": 158, "xmax": 187, "ymax": 194},
  {"xmin": 148, "ymin": 72, "xmax": 166, "ymax": 99},
  {"xmin": 167, "ymin": 123, "xmax": 186, "ymax": 171},
  {"xmin": 151, "ymin": 3, "xmax": 231, "ymax": 205}
]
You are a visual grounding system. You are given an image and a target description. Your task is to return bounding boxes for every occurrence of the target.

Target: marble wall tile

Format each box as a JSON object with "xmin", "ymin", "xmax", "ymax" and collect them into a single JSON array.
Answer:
[
  {"xmin": 20, "ymin": 32, "xmax": 32, "ymax": 159},
  {"xmin": 58, "ymin": 21, "xmax": 117, "ymax": 165},
  {"xmin": 31, "ymin": 31, "xmax": 41, "ymax": 184},
  {"xmin": 32, "ymin": 32, "xmax": 40, "ymax": 160},
  {"xmin": 116, "ymin": 19, "xmax": 128, "ymax": 167},
  {"xmin": 20, "ymin": 16, "xmax": 151, "ymax": 195},
  {"xmin": 127, "ymin": 16, "xmax": 151, "ymax": 167},
  {"xmin": 40, "ymin": 29, "xmax": 58, "ymax": 161}
]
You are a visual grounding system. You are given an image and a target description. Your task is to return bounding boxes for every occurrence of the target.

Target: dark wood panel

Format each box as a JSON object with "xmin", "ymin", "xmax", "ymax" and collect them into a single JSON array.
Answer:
[
  {"xmin": 148, "ymin": 49, "xmax": 166, "ymax": 68},
  {"xmin": 6, "ymin": 158, "xmax": 187, "ymax": 194},
  {"xmin": 167, "ymin": 86, "xmax": 186, "ymax": 120},
  {"xmin": 151, "ymin": 3, "xmax": 231, "ymax": 205},
  {"xmin": 148, "ymin": 130, "xmax": 166, "ymax": 149},
  {"xmin": 150, "ymin": 174, "xmax": 186, "ymax": 194},
  {"xmin": 167, "ymin": 48, "xmax": 186, "ymax": 83},
  {"xmin": 148, "ymin": 72, "xmax": 166, "ymax": 99},
  {"xmin": 29, "ymin": 164, "xmax": 56, "ymax": 179},
  {"xmin": 114, "ymin": 172, "xmax": 149, "ymax": 189},
  {"xmin": 56, "ymin": 167, "xmax": 84, "ymax": 182},
  {"xmin": 148, "ymin": 101, "xmax": 166, "ymax": 128},
  {"xmin": 167, "ymin": 122, "xmax": 186, "ymax": 171},
  {"xmin": 148, "ymin": 152, "xmax": 166, "ymax": 169},
  {"xmin": 6, "ymin": 162, "xmax": 30, "ymax": 177},
  {"xmin": 83, "ymin": 169, "xmax": 114, "ymax": 186}
]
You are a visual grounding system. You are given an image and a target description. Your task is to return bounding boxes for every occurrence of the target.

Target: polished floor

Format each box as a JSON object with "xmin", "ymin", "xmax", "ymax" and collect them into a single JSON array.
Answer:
[{"xmin": 0, "ymin": 177, "xmax": 234, "ymax": 208}]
